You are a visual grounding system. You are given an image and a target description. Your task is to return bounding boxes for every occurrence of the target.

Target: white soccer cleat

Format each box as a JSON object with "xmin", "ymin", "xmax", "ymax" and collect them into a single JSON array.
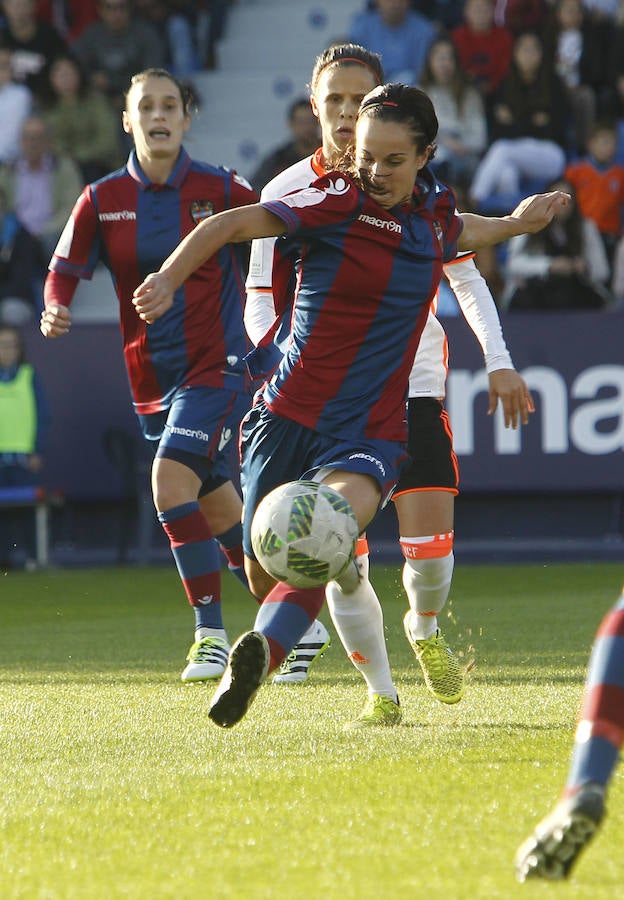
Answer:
[
  {"xmin": 181, "ymin": 631, "xmax": 230, "ymax": 682},
  {"xmin": 272, "ymin": 620, "xmax": 331, "ymax": 684}
]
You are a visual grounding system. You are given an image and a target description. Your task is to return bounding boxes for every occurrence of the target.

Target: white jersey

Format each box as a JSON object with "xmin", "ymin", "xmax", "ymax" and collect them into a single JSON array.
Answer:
[{"xmin": 245, "ymin": 152, "xmax": 513, "ymax": 399}]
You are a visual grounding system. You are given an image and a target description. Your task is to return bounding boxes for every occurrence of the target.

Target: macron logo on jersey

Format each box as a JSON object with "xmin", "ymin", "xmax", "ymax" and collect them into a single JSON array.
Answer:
[
  {"xmin": 98, "ymin": 210, "xmax": 137, "ymax": 222},
  {"xmin": 358, "ymin": 213, "xmax": 402, "ymax": 233}
]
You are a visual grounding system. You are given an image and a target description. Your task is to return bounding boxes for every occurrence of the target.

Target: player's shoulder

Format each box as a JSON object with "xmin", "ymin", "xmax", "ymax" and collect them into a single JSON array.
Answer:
[
  {"xmin": 91, "ymin": 163, "xmax": 130, "ymax": 188},
  {"xmin": 260, "ymin": 156, "xmax": 317, "ymax": 201},
  {"xmin": 188, "ymin": 157, "xmax": 243, "ymax": 182},
  {"xmin": 187, "ymin": 159, "xmax": 257, "ymax": 203}
]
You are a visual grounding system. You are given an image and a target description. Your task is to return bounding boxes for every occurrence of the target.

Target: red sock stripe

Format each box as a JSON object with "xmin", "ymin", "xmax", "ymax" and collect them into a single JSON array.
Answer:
[
  {"xmin": 580, "ymin": 684, "xmax": 624, "ymax": 741},
  {"xmin": 222, "ymin": 543, "xmax": 245, "ymax": 568},
  {"xmin": 264, "ymin": 582, "xmax": 326, "ymax": 618},
  {"xmin": 185, "ymin": 571, "xmax": 221, "ymax": 607},
  {"xmin": 266, "ymin": 635, "xmax": 284, "ymax": 673},
  {"xmin": 161, "ymin": 508, "xmax": 212, "ymax": 547},
  {"xmin": 597, "ymin": 607, "xmax": 624, "ymax": 639}
]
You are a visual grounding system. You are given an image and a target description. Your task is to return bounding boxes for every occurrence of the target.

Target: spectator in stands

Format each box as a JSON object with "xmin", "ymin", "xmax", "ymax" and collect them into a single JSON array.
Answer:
[
  {"xmin": 197, "ymin": 0, "xmax": 231, "ymax": 70},
  {"xmin": 134, "ymin": 0, "xmax": 201, "ymax": 81},
  {"xmin": 0, "ymin": 114, "xmax": 82, "ymax": 262},
  {"xmin": 504, "ymin": 176, "xmax": 612, "ymax": 309},
  {"xmin": 581, "ymin": 0, "xmax": 620, "ymax": 21},
  {"xmin": 543, "ymin": 0, "xmax": 613, "ymax": 154},
  {"xmin": 451, "ymin": 0, "xmax": 513, "ymax": 113},
  {"xmin": 493, "ymin": 0, "xmax": 547, "ymax": 32},
  {"xmin": 250, "ymin": 97, "xmax": 320, "ymax": 193},
  {"xmin": 0, "ymin": 0, "xmax": 69, "ymax": 102},
  {"xmin": 469, "ymin": 30, "xmax": 568, "ymax": 212},
  {"xmin": 0, "ymin": 184, "xmax": 41, "ymax": 323},
  {"xmin": 0, "ymin": 323, "xmax": 50, "ymax": 571},
  {"xmin": 0, "ymin": 45, "xmax": 31, "ymax": 164},
  {"xmin": 35, "ymin": 0, "xmax": 99, "ymax": 42},
  {"xmin": 418, "ymin": 35, "xmax": 487, "ymax": 190},
  {"xmin": 411, "ymin": 0, "xmax": 464, "ymax": 31},
  {"xmin": 565, "ymin": 119, "xmax": 624, "ymax": 296},
  {"xmin": 609, "ymin": 9, "xmax": 624, "ymax": 155},
  {"xmin": 42, "ymin": 54, "xmax": 123, "ymax": 183},
  {"xmin": 72, "ymin": 0, "xmax": 166, "ymax": 112},
  {"xmin": 349, "ymin": 0, "xmax": 437, "ymax": 84}
]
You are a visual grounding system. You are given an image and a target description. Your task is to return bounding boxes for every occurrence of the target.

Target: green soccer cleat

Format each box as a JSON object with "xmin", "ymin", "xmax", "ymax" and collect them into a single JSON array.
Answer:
[
  {"xmin": 181, "ymin": 633, "xmax": 230, "ymax": 683},
  {"xmin": 345, "ymin": 693, "xmax": 402, "ymax": 729},
  {"xmin": 403, "ymin": 613, "xmax": 464, "ymax": 704},
  {"xmin": 514, "ymin": 783, "xmax": 605, "ymax": 882}
]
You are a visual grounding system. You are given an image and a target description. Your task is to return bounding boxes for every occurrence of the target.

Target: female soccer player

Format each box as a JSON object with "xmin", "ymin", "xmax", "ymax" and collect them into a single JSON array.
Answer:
[
  {"xmin": 39, "ymin": 68, "xmax": 257, "ymax": 682},
  {"xmin": 246, "ymin": 43, "xmax": 534, "ymax": 726},
  {"xmin": 132, "ymin": 81, "xmax": 568, "ymax": 728}
]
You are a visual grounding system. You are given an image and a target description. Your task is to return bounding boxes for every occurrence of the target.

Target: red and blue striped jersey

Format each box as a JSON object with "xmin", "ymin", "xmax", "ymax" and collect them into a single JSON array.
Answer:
[
  {"xmin": 261, "ymin": 168, "xmax": 461, "ymax": 442},
  {"xmin": 49, "ymin": 148, "xmax": 257, "ymax": 414}
]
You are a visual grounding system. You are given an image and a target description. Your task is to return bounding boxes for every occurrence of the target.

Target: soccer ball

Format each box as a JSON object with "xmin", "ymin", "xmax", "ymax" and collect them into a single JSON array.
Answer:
[{"xmin": 251, "ymin": 480, "xmax": 359, "ymax": 588}]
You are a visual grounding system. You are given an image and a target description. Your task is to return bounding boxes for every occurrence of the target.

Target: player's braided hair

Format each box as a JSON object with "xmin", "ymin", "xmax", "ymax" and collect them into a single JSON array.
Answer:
[
  {"xmin": 310, "ymin": 43, "xmax": 384, "ymax": 93},
  {"xmin": 357, "ymin": 83, "xmax": 438, "ymax": 161}
]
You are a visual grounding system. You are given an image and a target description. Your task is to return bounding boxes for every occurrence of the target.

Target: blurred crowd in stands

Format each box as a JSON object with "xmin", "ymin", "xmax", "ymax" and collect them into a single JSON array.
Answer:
[
  {"xmin": 0, "ymin": 0, "xmax": 230, "ymax": 326},
  {"xmin": 0, "ymin": 0, "xmax": 623, "ymax": 324}
]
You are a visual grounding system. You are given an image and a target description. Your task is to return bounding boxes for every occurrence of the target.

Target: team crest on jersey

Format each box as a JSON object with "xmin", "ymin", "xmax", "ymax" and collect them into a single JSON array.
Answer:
[
  {"xmin": 432, "ymin": 220, "xmax": 443, "ymax": 247},
  {"xmin": 190, "ymin": 200, "xmax": 215, "ymax": 223}
]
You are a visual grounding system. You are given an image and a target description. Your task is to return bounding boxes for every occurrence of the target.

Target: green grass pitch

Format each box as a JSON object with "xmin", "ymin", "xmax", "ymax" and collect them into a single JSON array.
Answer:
[{"xmin": 1, "ymin": 561, "xmax": 623, "ymax": 899}]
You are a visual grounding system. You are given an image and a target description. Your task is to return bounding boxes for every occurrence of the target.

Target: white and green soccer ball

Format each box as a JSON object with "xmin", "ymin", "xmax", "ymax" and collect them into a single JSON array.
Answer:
[{"xmin": 251, "ymin": 480, "xmax": 359, "ymax": 588}]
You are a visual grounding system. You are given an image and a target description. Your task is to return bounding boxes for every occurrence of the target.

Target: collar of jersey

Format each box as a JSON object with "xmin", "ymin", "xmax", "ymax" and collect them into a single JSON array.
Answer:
[{"xmin": 127, "ymin": 147, "xmax": 192, "ymax": 191}]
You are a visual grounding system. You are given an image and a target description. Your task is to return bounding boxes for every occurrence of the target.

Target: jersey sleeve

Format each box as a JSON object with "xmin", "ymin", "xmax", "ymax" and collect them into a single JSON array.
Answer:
[
  {"xmin": 48, "ymin": 185, "xmax": 102, "ymax": 280},
  {"xmin": 443, "ymin": 255, "xmax": 514, "ymax": 372},
  {"xmin": 261, "ymin": 173, "xmax": 360, "ymax": 236}
]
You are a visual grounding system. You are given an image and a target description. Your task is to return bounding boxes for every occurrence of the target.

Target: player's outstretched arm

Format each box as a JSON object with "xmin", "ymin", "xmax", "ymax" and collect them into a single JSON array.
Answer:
[
  {"xmin": 133, "ymin": 205, "xmax": 286, "ymax": 324},
  {"xmin": 458, "ymin": 191, "xmax": 571, "ymax": 250}
]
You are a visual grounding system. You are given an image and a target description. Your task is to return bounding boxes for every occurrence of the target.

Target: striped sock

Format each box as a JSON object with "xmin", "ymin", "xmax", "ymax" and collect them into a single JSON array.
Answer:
[
  {"xmin": 158, "ymin": 501, "xmax": 223, "ymax": 629},
  {"xmin": 216, "ymin": 521, "xmax": 250, "ymax": 592},
  {"xmin": 565, "ymin": 592, "xmax": 624, "ymax": 795},
  {"xmin": 254, "ymin": 582, "xmax": 325, "ymax": 672}
]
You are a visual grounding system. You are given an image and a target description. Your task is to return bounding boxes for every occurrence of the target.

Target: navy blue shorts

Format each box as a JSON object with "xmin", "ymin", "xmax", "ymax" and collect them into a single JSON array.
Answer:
[
  {"xmin": 394, "ymin": 398, "xmax": 459, "ymax": 497},
  {"xmin": 138, "ymin": 386, "xmax": 250, "ymax": 490},
  {"xmin": 240, "ymin": 399, "xmax": 407, "ymax": 558}
]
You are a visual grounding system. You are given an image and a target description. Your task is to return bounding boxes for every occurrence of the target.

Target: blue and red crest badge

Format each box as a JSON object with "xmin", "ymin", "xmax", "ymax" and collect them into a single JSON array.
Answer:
[{"xmin": 190, "ymin": 200, "xmax": 215, "ymax": 223}]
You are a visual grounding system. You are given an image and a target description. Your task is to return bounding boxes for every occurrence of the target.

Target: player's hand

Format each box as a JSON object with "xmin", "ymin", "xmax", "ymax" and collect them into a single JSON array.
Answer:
[
  {"xmin": 132, "ymin": 272, "xmax": 175, "ymax": 324},
  {"xmin": 487, "ymin": 368, "xmax": 534, "ymax": 429},
  {"xmin": 40, "ymin": 304, "xmax": 71, "ymax": 338},
  {"xmin": 510, "ymin": 191, "xmax": 571, "ymax": 233}
]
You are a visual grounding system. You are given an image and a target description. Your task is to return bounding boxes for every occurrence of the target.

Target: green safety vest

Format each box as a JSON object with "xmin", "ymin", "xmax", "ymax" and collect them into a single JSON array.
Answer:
[{"xmin": 0, "ymin": 364, "xmax": 36, "ymax": 454}]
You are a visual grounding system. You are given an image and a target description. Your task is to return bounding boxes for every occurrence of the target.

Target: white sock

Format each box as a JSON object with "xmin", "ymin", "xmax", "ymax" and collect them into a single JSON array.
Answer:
[
  {"xmin": 195, "ymin": 626, "xmax": 227, "ymax": 642},
  {"xmin": 326, "ymin": 554, "xmax": 397, "ymax": 701},
  {"xmin": 402, "ymin": 552, "xmax": 454, "ymax": 640}
]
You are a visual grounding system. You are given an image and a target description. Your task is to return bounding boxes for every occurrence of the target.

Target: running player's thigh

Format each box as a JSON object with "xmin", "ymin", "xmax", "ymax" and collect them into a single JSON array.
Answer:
[{"xmin": 321, "ymin": 470, "xmax": 381, "ymax": 532}]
